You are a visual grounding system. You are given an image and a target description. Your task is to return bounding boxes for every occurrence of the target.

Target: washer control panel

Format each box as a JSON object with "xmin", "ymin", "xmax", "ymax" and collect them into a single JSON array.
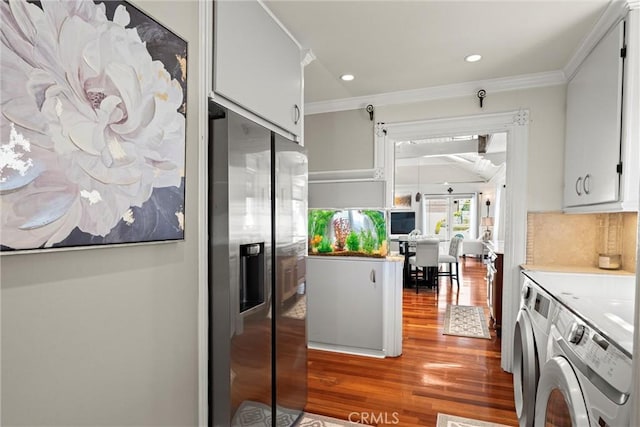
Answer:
[
  {"xmin": 568, "ymin": 323, "xmax": 585, "ymax": 344},
  {"xmin": 534, "ymin": 292, "xmax": 551, "ymax": 319},
  {"xmin": 555, "ymin": 309, "xmax": 632, "ymax": 398},
  {"xmin": 522, "ymin": 278, "xmax": 553, "ymax": 321}
]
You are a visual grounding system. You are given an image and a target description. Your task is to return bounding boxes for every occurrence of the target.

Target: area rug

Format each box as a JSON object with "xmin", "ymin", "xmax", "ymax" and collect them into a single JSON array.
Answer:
[
  {"xmin": 442, "ymin": 305, "xmax": 491, "ymax": 339},
  {"xmin": 436, "ymin": 413, "xmax": 512, "ymax": 427},
  {"xmin": 232, "ymin": 400, "xmax": 363, "ymax": 426}
]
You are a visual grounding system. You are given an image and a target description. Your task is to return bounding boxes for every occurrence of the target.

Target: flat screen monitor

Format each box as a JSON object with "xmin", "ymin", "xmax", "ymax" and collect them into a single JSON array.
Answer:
[{"xmin": 390, "ymin": 211, "xmax": 415, "ymax": 235}]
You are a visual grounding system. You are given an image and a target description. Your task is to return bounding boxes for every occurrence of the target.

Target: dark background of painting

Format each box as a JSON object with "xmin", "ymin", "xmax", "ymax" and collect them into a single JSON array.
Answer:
[
  {"xmin": 2, "ymin": 1, "xmax": 187, "ymax": 251},
  {"xmin": 103, "ymin": 0, "xmax": 188, "ymax": 110},
  {"xmin": 57, "ymin": 179, "xmax": 186, "ymax": 247}
]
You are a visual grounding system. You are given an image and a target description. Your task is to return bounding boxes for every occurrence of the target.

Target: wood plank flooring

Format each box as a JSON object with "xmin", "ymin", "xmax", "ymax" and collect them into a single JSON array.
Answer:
[{"xmin": 305, "ymin": 257, "xmax": 518, "ymax": 426}]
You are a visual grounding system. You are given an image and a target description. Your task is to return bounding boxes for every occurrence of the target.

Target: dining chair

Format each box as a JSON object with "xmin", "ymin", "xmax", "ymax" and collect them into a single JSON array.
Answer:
[
  {"xmin": 438, "ymin": 235, "xmax": 463, "ymax": 287},
  {"xmin": 407, "ymin": 229, "xmax": 422, "ymax": 252},
  {"xmin": 408, "ymin": 238, "xmax": 439, "ymax": 294}
]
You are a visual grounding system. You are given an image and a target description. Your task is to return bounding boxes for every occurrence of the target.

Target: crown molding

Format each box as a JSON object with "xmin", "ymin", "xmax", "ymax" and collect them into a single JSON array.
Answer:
[
  {"xmin": 301, "ymin": 49, "xmax": 316, "ymax": 67},
  {"xmin": 564, "ymin": 0, "xmax": 631, "ymax": 80},
  {"xmin": 305, "ymin": 70, "xmax": 565, "ymax": 115}
]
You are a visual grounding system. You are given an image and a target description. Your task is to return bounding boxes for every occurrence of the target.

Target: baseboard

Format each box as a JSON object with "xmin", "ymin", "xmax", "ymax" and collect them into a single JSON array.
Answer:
[{"xmin": 308, "ymin": 342, "xmax": 386, "ymax": 359}]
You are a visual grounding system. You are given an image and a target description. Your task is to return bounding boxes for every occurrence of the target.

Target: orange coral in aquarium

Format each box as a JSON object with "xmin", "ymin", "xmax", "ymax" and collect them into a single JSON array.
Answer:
[{"xmin": 333, "ymin": 218, "xmax": 350, "ymax": 250}]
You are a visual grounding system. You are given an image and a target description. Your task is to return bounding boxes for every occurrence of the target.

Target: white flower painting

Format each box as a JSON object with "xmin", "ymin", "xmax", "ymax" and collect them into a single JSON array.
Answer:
[{"xmin": 1, "ymin": 0, "xmax": 187, "ymax": 251}]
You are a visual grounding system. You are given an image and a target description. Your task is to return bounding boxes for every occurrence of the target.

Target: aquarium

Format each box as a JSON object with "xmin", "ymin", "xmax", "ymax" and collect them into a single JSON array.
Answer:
[{"xmin": 308, "ymin": 209, "xmax": 388, "ymax": 257}]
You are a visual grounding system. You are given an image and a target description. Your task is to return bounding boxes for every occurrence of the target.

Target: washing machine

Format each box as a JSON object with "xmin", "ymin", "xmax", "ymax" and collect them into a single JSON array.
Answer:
[
  {"xmin": 528, "ymin": 271, "xmax": 635, "ymax": 427},
  {"xmin": 513, "ymin": 271, "xmax": 559, "ymax": 427}
]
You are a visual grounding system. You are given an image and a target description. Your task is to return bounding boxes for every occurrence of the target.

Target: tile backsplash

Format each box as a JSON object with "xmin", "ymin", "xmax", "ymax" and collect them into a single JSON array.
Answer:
[
  {"xmin": 622, "ymin": 212, "xmax": 637, "ymax": 273},
  {"xmin": 527, "ymin": 211, "xmax": 637, "ymax": 273}
]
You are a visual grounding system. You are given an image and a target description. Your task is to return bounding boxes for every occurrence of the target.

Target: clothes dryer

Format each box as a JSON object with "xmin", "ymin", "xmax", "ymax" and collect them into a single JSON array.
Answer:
[{"xmin": 513, "ymin": 271, "xmax": 558, "ymax": 427}]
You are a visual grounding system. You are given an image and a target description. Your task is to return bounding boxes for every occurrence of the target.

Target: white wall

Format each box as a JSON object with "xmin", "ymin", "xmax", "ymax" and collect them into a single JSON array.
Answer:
[
  {"xmin": 0, "ymin": 2, "xmax": 201, "ymax": 425},
  {"xmin": 305, "ymin": 85, "xmax": 567, "ymax": 211}
]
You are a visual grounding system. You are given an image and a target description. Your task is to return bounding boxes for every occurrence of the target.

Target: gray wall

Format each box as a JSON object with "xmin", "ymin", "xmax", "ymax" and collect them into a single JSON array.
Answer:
[
  {"xmin": 305, "ymin": 85, "xmax": 567, "ymax": 211},
  {"xmin": 1, "ymin": 2, "xmax": 200, "ymax": 425},
  {"xmin": 309, "ymin": 181, "xmax": 386, "ymax": 209},
  {"xmin": 304, "ymin": 109, "xmax": 374, "ymax": 172}
]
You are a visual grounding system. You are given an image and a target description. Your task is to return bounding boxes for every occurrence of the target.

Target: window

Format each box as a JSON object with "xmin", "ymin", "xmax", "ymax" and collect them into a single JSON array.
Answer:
[{"xmin": 422, "ymin": 195, "xmax": 476, "ymax": 240}]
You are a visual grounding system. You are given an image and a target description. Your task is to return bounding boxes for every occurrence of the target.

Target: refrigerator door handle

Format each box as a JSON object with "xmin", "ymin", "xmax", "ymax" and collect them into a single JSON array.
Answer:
[{"xmin": 370, "ymin": 268, "xmax": 376, "ymax": 284}]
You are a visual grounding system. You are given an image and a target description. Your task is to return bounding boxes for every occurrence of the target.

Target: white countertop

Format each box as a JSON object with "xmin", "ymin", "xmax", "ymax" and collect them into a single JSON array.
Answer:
[
  {"xmin": 523, "ymin": 270, "xmax": 636, "ymax": 355},
  {"xmin": 307, "ymin": 254, "xmax": 402, "ymax": 263}
]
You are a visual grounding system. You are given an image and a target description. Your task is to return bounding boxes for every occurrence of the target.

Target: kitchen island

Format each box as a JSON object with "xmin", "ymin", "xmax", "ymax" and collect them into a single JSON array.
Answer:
[{"xmin": 306, "ymin": 255, "xmax": 403, "ymax": 358}]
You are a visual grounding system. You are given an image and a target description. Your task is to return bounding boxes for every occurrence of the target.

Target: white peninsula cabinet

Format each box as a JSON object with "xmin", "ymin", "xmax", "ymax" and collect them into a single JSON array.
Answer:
[
  {"xmin": 564, "ymin": 10, "xmax": 639, "ymax": 212},
  {"xmin": 306, "ymin": 257, "xmax": 403, "ymax": 358},
  {"xmin": 213, "ymin": 0, "xmax": 302, "ymax": 137}
]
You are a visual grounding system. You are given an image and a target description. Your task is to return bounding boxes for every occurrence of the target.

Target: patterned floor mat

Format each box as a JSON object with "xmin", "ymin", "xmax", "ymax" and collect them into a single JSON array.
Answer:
[
  {"xmin": 436, "ymin": 413, "xmax": 512, "ymax": 427},
  {"xmin": 232, "ymin": 401, "xmax": 364, "ymax": 427},
  {"xmin": 442, "ymin": 305, "xmax": 491, "ymax": 339}
]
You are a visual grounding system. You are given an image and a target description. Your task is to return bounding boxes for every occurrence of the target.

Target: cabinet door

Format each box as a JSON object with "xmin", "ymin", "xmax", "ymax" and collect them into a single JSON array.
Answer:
[
  {"xmin": 307, "ymin": 259, "xmax": 383, "ymax": 351},
  {"xmin": 214, "ymin": 0, "xmax": 302, "ymax": 136},
  {"xmin": 493, "ymin": 253, "xmax": 504, "ymax": 335},
  {"xmin": 334, "ymin": 262, "xmax": 384, "ymax": 350},
  {"xmin": 307, "ymin": 260, "xmax": 339, "ymax": 345},
  {"xmin": 564, "ymin": 21, "xmax": 624, "ymax": 207},
  {"xmin": 486, "ymin": 260, "xmax": 495, "ymax": 318}
]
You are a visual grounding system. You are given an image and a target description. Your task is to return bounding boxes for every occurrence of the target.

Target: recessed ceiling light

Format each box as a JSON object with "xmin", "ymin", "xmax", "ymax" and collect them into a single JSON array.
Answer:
[
  {"xmin": 340, "ymin": 74, "xmax": 355, "ymax": 81},
  {"xmin": 464, "ymin": 54, "xmax": 482, "ymax": 63}
]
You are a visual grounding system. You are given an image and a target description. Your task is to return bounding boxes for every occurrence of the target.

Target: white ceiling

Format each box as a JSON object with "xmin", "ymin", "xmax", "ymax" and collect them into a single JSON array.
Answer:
[
  {"xmin": 395, "ymin": 133, "xmax": 507, "ymax": 185},
  {"xmin": 265, "ymin": 0, "xmax": 610, "ymax": 104}
]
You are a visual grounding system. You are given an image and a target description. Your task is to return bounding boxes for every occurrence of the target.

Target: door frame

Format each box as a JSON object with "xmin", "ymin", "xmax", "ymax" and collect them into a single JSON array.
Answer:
[
  {"xmin": 376, "ymin": 110, "xmax": 529, "ymax": 371},
  {"xmin": 199, "ymin": 2, "xmax": 212, "ymax": 426}
]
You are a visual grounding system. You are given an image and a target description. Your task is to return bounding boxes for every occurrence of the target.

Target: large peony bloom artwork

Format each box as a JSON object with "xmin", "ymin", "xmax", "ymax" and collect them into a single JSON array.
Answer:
[{"xmin": 0, "ymin": 0, "xmax": 187, "ymax": 251}]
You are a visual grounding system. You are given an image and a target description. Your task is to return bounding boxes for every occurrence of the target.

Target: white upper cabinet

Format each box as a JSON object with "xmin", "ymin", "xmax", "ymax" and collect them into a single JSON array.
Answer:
[
  {"xmin": 213, "ymin": 0, "xmax": 302, "ymax": 137},
  {"xmin": 563, "ymin": 10, "xmax": 639, "ymax": 212},
  {"xmin": 564, "ymin": 20, "xmax": 624, "ymax": 208}
]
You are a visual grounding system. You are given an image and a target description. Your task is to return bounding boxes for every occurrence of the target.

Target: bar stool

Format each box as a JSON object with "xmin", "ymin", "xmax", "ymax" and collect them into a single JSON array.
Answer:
[{"xmin": 438, "ymin": 236, "xmax": 463, "ymax": 288}]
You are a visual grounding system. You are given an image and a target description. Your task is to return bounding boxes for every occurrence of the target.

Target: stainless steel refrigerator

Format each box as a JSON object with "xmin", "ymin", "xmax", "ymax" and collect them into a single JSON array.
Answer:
[{"xmin": 208, "ymin": 101, "xmax": 308, "ymax": 427}]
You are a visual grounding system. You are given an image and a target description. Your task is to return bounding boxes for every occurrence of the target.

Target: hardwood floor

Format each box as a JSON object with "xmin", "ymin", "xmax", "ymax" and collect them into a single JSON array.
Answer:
[{"xmin": 305, "ymin": 257, "xmax": 518, "ymax": 426}]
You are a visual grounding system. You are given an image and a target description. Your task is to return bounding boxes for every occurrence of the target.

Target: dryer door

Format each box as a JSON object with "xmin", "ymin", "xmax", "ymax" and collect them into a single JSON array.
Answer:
[
  {"xmin": 513, "ymin": 310, "xmax": 538, "ymax": 427},
  {"xmin": 534, "ymin": 356, "xmax": 590, "ymax": 427}
]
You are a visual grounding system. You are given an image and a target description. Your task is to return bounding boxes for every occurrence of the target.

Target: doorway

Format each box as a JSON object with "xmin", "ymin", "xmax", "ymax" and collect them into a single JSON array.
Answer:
[
  {"xmin": 376, "ymin": 110, "xmax": 529, "ymax": 371},
  {"xmin": 393, "ymin": 131, "xmax": 507, "ymax": 242}
]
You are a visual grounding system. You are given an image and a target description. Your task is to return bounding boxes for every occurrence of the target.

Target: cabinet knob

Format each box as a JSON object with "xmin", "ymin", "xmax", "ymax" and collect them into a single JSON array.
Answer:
[
  {"xmin": 568, "ymin": 322, "xmax": 586, "ymax": 345},
  {"xmin": 583, "ymin": 174, "xmax": 591, "ymax": 195},
  {"xmin": 575, "ymin": 176, "xmax": 583, "ymax": 196},
  {"xmin": 293, "ymin": 104, "xmax": 300, "ymax": 125}
]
